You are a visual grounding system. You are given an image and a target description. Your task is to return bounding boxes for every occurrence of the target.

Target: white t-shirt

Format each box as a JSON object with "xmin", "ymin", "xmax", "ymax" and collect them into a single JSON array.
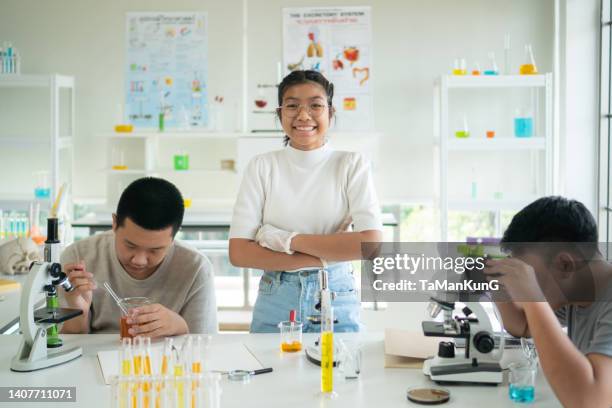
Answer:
[{"xmin": 229, "ymin": 142, "xmax": 382, "ymax": 240}]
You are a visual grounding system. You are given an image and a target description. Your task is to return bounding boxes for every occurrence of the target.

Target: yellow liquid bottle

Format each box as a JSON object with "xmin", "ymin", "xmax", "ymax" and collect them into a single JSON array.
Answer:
[
  {"xmin": 320, "ymin": 331, "xmax": 334, "ymax": 393},
  {"xmin": 520, "ymin": 64, "xmax": 538, "ymax": 75},
  {"xmin": 520, "ymin": 44, "xmax": 538, "ymax": 75}
]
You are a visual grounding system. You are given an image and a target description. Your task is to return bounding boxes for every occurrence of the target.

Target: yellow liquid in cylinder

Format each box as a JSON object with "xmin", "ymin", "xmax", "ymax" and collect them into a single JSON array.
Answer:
[
  {"xmin": 161, "ymin": 355, "xmax": 168, "ymax": 375},
  {"xmin": 320, "ymin": 331, "xmax": 333, "ymax": 393},
  {"xmin": 174, "ymin": 365, "xmax": 185, "ymax": 408},
  {"xmin": 191, "ymin": 362, "xmax": 202, "ymax": 408},
  {"xmin": 133, "ymin": 356, "xmax": 142, "ymax": 375},
  {"xmin": 142, "ymin": 356, "xmax": 152, "ymax": 408},
  {"xmin": 119, "ymin": 360, "xmax": 131, "ymax": 408},
  {"xmin": 520, "ymin": 64, "xmax": 538, "ymax": 75},
  {"xmin": 121, "ymin": 360, "xmax": 131, "ymax": 376},
  {"xmin": 144, "ymin": 356, "xmax": 152, "ymax": 375}
]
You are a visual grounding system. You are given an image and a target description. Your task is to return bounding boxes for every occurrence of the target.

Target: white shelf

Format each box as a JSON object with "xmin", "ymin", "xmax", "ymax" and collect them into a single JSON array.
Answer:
[
  {"xmin": 446, "ymin": 137, "xmax": 546, "ymax": 151},
  {"xmin": 0, "ymin": 74, "xmax": 74, "ymax": 88},
  {"xmin": 0, "ymin": 137, "xmax": 49, "ymax": 146},
  {"xmin": 101, "ymin": 131, "xmax": 380, "ymax": 140},
  {"xmin": 156, "ymin": 168, "xmax": 236, "ymax": 175},
  {"xmin": 435, "ymin": 73, "xmax": 554, "ymax": 239},
  {"xmin": 441, "ymin": 74, "xmax": 548, "ymax": 89},
  {"xmin": 106, "ymin": 169, "xmax": 147, "ymax": 175},
  {"xmin": 448, "ymin": 197, "xmax": 538, "ymax": 211},
  {"xmin": 0, "ymin": 74, "xmax": 75, "ymax": 214},
  {"xmin": 102, "ymin": 132, "xmax": 243, "ymax": 140}
]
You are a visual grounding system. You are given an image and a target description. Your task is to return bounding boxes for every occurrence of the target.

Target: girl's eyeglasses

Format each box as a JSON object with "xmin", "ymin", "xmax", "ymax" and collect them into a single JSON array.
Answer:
[{"xmin": 278, "ymin": 102, "xmax": 328, "ymax": 118}]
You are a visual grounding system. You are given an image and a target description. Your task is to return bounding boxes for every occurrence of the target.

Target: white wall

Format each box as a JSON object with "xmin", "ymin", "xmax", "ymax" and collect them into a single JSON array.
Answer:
[
  {"xmin": 0, "ymin": 0, "xmax": 555, "ymax": 206},
  {"xmin": 558, "ymin": 0, "xmax": 600, "ymax": 216}
]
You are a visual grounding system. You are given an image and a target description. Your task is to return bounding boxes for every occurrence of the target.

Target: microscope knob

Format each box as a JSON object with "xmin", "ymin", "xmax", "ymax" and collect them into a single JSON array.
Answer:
[
  {"xmin": 49, "ymin": 262, "xmax": 62, "ymax": 278},
  {"xmin": 438, "ymin": 341, "xmax": 455, "ymax": 358},
  {"xmin": 474, "ymin": 331, "xmax": 495, "ymax": 353}
]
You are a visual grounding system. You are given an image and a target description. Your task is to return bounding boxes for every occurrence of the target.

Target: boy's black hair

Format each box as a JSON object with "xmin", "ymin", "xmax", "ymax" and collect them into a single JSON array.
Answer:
[
  {"xmin": 116, "ymin": 177, "xmax": 184, "ymax": 236},
  {"xmin": 501, "ymin": 196, "xmax": 598, "ymax": 255},
  {"xmin": 277, "ymin": 70, "xmax": 334, "ymax": 146}
]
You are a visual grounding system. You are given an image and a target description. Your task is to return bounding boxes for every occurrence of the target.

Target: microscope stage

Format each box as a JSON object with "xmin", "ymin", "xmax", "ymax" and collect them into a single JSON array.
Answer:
[{"xmin": 34, "ymin": 307, "xmax": 83, "ymax": 324}]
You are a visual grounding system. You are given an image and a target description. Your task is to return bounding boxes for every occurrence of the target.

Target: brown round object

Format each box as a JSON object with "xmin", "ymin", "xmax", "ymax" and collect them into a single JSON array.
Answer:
[{"xmin": 406, "ymin": 387, "xmax": 450, "ymax": 405}]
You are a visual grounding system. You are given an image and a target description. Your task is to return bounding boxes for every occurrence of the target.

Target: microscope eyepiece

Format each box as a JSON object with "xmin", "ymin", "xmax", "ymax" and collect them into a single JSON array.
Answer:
[
  {"xmin": 56, "ymin": 275, "xmax": 75, "ymax": 292},
  {"xmin": 48, "ymin": 263, "xmax": 75, "ymax": 292}
]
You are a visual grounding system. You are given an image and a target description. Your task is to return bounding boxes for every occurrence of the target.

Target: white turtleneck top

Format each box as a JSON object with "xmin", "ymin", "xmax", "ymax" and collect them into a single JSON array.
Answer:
[{"xmin": 229, "ymin": 142, "xmax": 382, "ymax": 241}]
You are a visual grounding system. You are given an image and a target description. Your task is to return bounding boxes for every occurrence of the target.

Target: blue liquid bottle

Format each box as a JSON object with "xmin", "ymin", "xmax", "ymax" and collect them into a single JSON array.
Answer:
[
  {"xmin": 514, "ymin": 109, "xmax": 534, "ymax": 138},
  {"xmin": 509, "ymin": 384, "xmax": 535, "ymax": 403}
]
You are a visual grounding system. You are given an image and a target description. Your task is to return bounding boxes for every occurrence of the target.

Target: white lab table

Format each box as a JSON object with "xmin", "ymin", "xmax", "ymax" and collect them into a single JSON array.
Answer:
[{"xmin": 0, "ymin": 333, "xmax": 561, "ymax": 407}]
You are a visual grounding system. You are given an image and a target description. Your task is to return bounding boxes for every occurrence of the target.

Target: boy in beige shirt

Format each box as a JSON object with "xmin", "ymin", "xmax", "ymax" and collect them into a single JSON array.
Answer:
[{"xmin": 60, "ymin": 177, "xmax": 218, "ymax": 336}]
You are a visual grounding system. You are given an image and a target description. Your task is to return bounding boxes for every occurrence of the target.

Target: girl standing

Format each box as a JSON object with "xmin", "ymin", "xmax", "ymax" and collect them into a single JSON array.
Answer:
[{"xmin": 229, "ymin": 70, "xmax": 382, "ymax": 332}]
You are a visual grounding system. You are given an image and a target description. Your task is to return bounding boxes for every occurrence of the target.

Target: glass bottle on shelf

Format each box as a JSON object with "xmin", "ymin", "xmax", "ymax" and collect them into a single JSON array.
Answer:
[
  {"xmin": 483, "ymin": 52, "xmax": 499, "ymax": 75},
  {"xmin": 519, "ymin": 44, "xmax": 538, "ymax": 75}
]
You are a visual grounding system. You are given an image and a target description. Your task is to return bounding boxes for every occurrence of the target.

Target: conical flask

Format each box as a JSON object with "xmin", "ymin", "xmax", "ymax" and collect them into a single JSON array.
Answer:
[
  {"xmin": 484, "ymin": 52, "xmax": 499, "ymax": 75},
  {"xmin": 519, "ymin": 44, "xmax": 538, "ymax": 75}
]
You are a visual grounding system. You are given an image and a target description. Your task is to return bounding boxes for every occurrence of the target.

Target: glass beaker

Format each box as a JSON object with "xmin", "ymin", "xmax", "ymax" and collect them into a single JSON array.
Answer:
[
  {"xmin": 33, "ymin": 171, "xmax": 51, "ymax": 199},
  {"xmin": 111, "ymin": 148, "xmax": 127, "ymax": 170},
  {"xmin": 337, "ymin": 339, "xmax": 361, "ymax": 380},
  {"xmin": 173, "ymin": 152, "xmax": 189, "ymax": 170},
  {"xmin": 119, "ymin": 297, "xmax": 152, "ymax": 339},
  {"xmin": 471, "ymin": 62, "xmax": 481, "ymax": 76},
  {"xmin": 452, "ymin": 58, "xmax": 467, "ymax": 75},
  {"xmin": 508, "ymin": 362, "xmax": 537, "ymax": 403},
  {"xmin": 514, "ymin": 109, "xmax": 534, "ymax": 138},
  {"xmin": 278, "ymin": 320, "xmax": 303, "ymax": 352},
  {"xmin": 455, "ymin": 115, "xmax": 470, "ymax": 138}
]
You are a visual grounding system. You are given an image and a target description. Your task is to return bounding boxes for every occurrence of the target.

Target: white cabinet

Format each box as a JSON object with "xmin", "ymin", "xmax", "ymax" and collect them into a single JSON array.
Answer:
[
  {"xmin": 434, "ymin": 74, "xmax": 554, "ymax": 240},
  {"xmin": 104, "ymin": 131, "xmax": 381, "ymax": 211},
  {"xmin": 103, "ymin": 132, "xmax": 241, "ymax": 210},
  {"xmin": 0, "ymin": 74, "xmax": 75, "ymax": 211}
]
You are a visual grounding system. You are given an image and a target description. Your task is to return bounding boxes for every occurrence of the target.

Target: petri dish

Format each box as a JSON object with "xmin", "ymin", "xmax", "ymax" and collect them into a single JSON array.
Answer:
[{"xmin": 406, "ymin": 386, "xmax": 450, "ymax": 405}]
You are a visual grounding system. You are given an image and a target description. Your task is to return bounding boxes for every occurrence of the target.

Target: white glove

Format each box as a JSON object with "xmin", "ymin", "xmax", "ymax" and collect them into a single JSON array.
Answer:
[
  {"xmin": 255, "ymin": 224, "xmax": 298, "ymax": 254},
  {"xmin": 335, "ymin": 216, "xmax": 353, "ymax": 233}
]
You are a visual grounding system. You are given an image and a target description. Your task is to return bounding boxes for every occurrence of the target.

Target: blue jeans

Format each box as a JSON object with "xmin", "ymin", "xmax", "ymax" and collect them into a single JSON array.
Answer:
[{"xmin": 250, "ymin": 262, "xmax": 361, "ymax": 333}]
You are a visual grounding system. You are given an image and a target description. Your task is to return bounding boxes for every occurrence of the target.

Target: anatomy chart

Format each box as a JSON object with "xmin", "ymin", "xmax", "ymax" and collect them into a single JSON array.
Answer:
[
  {"xmin": 125, "ymin": 12, "xmax": 208, "ymax": 129},
  {"xmin": 282, "ymin": 7, "xmax": 373, "ymax": 131}
]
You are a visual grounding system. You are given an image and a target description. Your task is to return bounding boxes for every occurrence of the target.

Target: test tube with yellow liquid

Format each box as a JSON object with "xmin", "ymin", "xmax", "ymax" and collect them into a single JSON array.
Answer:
[
  {"xmin": 141, "ymin": 338, "xmax": 153, "ymax": 408},
  {"xmin": 118, "ymin": 338, "xmax": 133, "ymax": 408},
  {"xmin": 190, "ymin": 336, "xmax": 202, "ymax": 408},
  {"xmin": 132, "ymin": 338, "xmax": 145, "ymax": 408},
  {"xmin": 173, "ymin": 346, "xmax": 186, "ymax": 408},
  {"xmin": 154, "ymin": 338, "xmax": 173, "ymax": 408},
  {"xmin": 319, "ymin": 269, "xmax": 336, "ymax": 397}
]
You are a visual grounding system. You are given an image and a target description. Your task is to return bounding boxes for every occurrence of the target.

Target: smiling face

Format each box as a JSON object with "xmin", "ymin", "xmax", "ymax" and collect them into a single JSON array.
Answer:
[
  {"xmin": 112, "ymin": 216, "xmax": 174, "ymax": 280},
  {"xmin": 279, "ymin": 82, "xmax": 332, "ymax": 151}
]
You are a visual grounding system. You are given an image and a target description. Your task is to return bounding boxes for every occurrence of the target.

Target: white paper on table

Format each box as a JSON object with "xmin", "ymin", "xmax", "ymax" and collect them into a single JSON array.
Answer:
[{"xmin": 97, "ymin": 340, "xmax": 263, "ymax": 385}]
